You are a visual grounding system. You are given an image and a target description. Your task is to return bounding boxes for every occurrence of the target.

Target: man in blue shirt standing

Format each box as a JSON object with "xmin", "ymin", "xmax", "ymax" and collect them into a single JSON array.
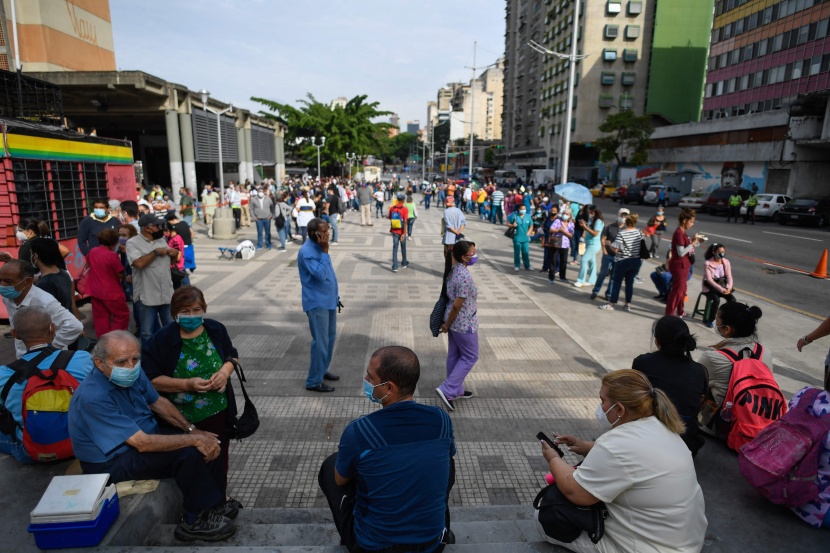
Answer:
[
  {"xmin": 0, "ymin": 307, "xmax": 93, "ymax": 463},
  {"xmin": 297, "ymin": 218, "xmax": 340, "ymax": 392},
  {"xmin": 319, "ymin": 346, "xmax": 456, "ymax": 553},
  {"xmin": 68, "ymin": 330, "xmax": 235, "ymax": 542}
]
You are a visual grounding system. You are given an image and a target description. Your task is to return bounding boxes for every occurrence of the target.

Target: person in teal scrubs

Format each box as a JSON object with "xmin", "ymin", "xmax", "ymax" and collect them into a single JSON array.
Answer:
[{"xmin": 508, "ymin": 205, "xmax": 534, "ymax": 271}]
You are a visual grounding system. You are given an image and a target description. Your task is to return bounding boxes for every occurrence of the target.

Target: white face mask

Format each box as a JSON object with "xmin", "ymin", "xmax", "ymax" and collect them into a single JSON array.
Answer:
[
  {"xmin": 616, "ymin": 217, "xmax": 626, "ymax": 225},
  {"xmin": 595, "ymin": 403, "xmax": 621, "ymax": 431},
  {"xmin": 16, "ymin": 230, "xmax": 28, "ymax": 243}
]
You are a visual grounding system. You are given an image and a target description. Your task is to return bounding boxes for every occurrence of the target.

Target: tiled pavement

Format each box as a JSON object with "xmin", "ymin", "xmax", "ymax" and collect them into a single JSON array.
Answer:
[{"xmin": 185, "ymin": 204, "xmax": 603, "ymax": 511}]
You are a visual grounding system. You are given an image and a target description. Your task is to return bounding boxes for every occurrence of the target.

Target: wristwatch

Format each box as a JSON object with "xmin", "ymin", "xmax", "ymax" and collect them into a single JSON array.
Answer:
[{"xmin": 186, "ymin": 424, "xmax": 196, "ymax": 433}]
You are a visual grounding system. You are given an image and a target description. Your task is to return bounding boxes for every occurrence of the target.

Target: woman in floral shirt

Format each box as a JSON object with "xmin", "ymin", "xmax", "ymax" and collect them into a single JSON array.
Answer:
[
  {"xmin": 436, "ymin": 240, "xmax": 479, "ymax": 412},
  {"xmin": 142, "ymin": 285, "xmax": 243, "ymax": 519}
]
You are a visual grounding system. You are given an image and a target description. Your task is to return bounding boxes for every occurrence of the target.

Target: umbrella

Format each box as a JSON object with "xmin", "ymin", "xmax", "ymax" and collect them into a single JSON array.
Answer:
[{"xmin": 554, "ymin": 182, "xmax": 592, "ymax": 206}]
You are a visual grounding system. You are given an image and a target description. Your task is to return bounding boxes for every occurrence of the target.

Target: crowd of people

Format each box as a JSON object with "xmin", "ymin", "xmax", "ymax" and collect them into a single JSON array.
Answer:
[{"xmin": 0, "ymin": 173, "xmax": 827, "ymax": 551}]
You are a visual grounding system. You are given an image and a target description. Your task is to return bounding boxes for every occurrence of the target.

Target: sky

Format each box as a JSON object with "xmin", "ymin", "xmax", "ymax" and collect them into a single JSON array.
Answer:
[{"xmin": 110, "ymin": 0, "xmax": 506, "ymax": 129}]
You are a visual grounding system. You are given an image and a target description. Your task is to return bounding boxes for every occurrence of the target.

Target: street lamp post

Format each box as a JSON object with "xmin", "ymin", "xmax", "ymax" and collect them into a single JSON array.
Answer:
[
  {"xmin": 346, "ymin": 152, "xmax": 356, "ymax": 180},
  {"xmin": 199, "ymin": 89, "xmax": 233, "ymax": 202},
  {"xmin": 444, "ymin": 141, "xmax": 450, "ymax": 182},
  {"xmin": 311, "ymin": 137, "xmax": 326, "ymax": 179}
]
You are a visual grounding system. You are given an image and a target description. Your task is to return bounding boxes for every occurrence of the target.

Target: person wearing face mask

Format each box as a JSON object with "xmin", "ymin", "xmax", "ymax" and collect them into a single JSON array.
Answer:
[
  {"xmin": 0, "ymin": 260, "xmax": 83, "ymax": 358},
  {"xmin": 698, "ymin": 302, "xmax": 773, "ymax": 431},
  {"xmin": 650, "ymin": 208, "xmax": 667, "ymax": 258},
  {"xmin": 143, "ymin": 285, "xmax": 243, "ymax": 522},
  {"xmin": 0, "ymin": 306, "xmax": 93, "ymax": 464},
  {"xmin": 547, "ymin": 208, "xmax": 575, "ymax": 283},
  {"xmin": 508, "ymin": 203, "xmax": 534, "ymax": 271},
  {"xmin": 537, "ymin": 369, "xmax": 707, "ymax": 552},
  {"xmin": 589, "ymin": 208, "xmax": 627, "ymax": 302},
  {"xmin": 319, "ymin": 346, "xmax": 456, "ymax": 553},
  {"xmin": 126, "ymin": 214, "xmax": 178, "ymax": 347},
  {"xmin": 436, "ymin": 240, "xmax": 479, "ymax": 411},
  {"xmin": 298, "ymin": 218, "xmax": 340, "ymax": 392},
  {"xmin": 77, "ymin": 198, "xmax": 120, "ymax": 257},
  {"xmin": 86, "ymin": 229, "xmax": 129, "ymax": 337},
  {"xmin": 250, "ymin": 187, "xmax": 275, "ymax": 250},
  {"xmin": 701, "ymin": 243, "xmax": 736, "ymax": 328},
  {"xmin": 29, "ymin": 238, "xmax": 74, "ymax": 311},
  {"xmin": 574, "ymin": 207, "xmax": 604, "ymax": 288},
  {"xmin": 0, "ymin": 218, "xmax": 69, "ymax": 266},
  {"xmin": 68, "ymin": 330, "xmax": 236, "ymax": 542},
  {"xmin": 666, "ymin": 209, "xmax": 703, "ymax": 318}
]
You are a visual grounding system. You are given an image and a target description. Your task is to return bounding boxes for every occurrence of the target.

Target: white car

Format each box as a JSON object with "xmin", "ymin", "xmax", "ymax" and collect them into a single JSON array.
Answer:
[
  {"xmin": 740, "ymin": 194, "xmax": 791, "ymax": 220},
  {"xmin": 678, "ymin": 194, "xmax": 709, "ymax": 210},
  {"xmin": 644, "ymin": 185, "xmax": 684, "ymax": 206}
]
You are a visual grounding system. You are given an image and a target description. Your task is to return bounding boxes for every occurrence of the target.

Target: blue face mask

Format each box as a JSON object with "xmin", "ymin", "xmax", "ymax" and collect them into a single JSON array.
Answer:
[
  {"xmin": 177, "ymin": 315, "xmax": 204, "ymax": 331},
  {"xmin": 0, "ymin": 278, "xmax": 29, "ymax": 299},
  {"xmin": 109, "ymin": 362, "xmax": 142, "ymax": 388},
  {"xmin": 519, "ymin": 209, "xmax": 527, "ymax": 215},
  {"xmin": 363, "ymin": 378, "xmax": 389, "ymax": 404},
  {"xmin": 93, "ymin": 208, "xmax": 106, "ymax": 218},
  {"xmin": 561, "ymin": 215, "xmax": 570, "ymax": 221},
  {"xmin": 466, "ymin": 255, "xmax": 478, "ymax": 266}
]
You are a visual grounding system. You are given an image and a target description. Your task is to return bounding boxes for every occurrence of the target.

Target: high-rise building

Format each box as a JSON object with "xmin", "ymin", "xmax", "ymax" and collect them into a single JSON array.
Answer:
[
  {"xmin": 702, "ymin": 0, "xmax": 830, "ymax": 120},
  {"xmin": 449, "ymin": 58, "xmax": 505, "ymax": 142},
  {"xmin": 407, "ymin": 120, "xmax": 421, "ymax": 135},
  {"xmin": 503, "ymin": 0, "xmax": 713, "ymax": 181},
  {"xmin": 330, "ymin": 97, "xmax": 347, "ymax": 109},
  {"xmin": 0, "ymin": 0, "xmax": 116, "ymax": 71}
]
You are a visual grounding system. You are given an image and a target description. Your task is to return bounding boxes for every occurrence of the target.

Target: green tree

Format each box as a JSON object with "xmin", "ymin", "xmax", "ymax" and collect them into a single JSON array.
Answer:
[
  {"xmin": 593, "ymin": 111, "xmax": 653, "ymax": 182},
  {"xmin": 432, "ymin": 121, "xmax": 450, "ymax": 149},
  {"xmin": 484, "ymin": 147, "xmax": 495, "ymax": 165},
  {"xmin": 251, "ymin": 93, "xmax": 392, "ymax": 176},
  {"xmin": 382, "ymin": 132, "xmax": 421, "ymax": 164}
]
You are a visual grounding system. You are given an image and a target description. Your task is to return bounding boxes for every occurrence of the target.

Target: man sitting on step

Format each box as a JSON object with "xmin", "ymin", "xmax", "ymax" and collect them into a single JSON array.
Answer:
[
  {"xmin": 68, "ymin": 330, "xmax": 236, "ymax": 543},
  {"xmin": 319, "ymin": 346, "xmax": 456, "ymax": 553}
]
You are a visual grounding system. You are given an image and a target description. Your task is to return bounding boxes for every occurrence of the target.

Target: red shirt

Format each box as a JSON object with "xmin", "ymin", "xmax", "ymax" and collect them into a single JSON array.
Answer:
[
  {"xmin": 167, "ymin": 234, "xmax": 185, "ymax": 270},
  {"xmin": 86, "ymin": 245, "xmax": 126, "ymax": 301},
  {"xmin": 668, "ymin": 226, "xmax": 692, "ymax": 271},
  {"xmin": 388, "ymin": 204, "xmax": 409, "ymax": 235}
]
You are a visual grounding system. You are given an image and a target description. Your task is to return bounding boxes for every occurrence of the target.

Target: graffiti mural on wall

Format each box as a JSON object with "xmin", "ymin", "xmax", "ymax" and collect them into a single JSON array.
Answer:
[{"xmin": 646, "ymin": 162, "xmax": 768, "ymax": 194}]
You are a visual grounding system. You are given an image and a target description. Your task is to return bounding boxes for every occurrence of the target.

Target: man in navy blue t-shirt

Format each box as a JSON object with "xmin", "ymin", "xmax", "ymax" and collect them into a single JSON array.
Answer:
[{"xmin": 319, "ymin": 346, "xmax": 456, "ymax": 553}]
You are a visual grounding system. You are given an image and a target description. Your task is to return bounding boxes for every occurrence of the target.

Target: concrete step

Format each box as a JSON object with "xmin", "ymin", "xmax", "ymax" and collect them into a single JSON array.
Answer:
[{"xmin": 98, "ymin": 545, "xmax": 558, "ymax": 553}]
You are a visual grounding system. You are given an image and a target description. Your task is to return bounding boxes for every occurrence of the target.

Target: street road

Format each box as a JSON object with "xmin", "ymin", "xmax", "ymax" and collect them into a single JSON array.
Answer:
[{"xmin": 590, "ymin": 197, "xmax": 829, "ymax": 318}]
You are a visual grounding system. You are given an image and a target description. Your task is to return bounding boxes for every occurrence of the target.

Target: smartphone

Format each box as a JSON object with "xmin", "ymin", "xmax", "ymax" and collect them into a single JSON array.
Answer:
[{"xmin": 536, "ymin": 431, "xmax": 564, "ymax": 458}]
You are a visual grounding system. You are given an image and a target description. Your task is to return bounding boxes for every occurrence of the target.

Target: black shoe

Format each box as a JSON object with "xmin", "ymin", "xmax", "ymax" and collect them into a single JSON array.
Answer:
[
  {"xmin": 653, "ymin": 294, "xmax": 665, "ymax": 300},
  {"xmin": 306, "ymin": 383, "xmax": 335, "ymax": 392},
  {"xmin": 323, "ymin": 372, "xmax": 340, "ymax": 381},
  {"xmin": 436, "ymin": 388, "xmax": 455, "ymax": 411},
  {"xmin": 214, "ymin": 498, "xmax": 243, "ymax": 520},
  {"xmin": 174, "ymin": 511, "xmax": 235, "ymax": 542},
  {"xmin": 458, "ymin": 391, "xmax": 474, "ymax": 399},
  {"xmin": 590, "ymin": 293, "xmax": 598, "ymax": 300},
  {"xmin": 442, "ymin": 528, "xmax": 456, "ymax": 545}
]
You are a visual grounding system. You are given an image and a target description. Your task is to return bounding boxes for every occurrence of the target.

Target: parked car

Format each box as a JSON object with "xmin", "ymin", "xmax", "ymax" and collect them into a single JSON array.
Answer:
[
  {"xmin": 740, "ymin": 194, "xmax": 791, "ymax": 221},
  {"xmin": 644, "ymin": 185, "xmax": 684, "ymax": 206},
  {"xmin": 778, "ymin": 197, "xmax": 830, "ymax": 227},
  {"xmin": 591, "ymin": 184, "xmax": 616, "ymax": 198},
  {"xmin": 704, "ymin": 187, "xmax": 751, "ymax": 215},
  {"xmin": 623, "ymin": 182, "xmax": 654, "ymax": 205},
  {"xmin": 678, "ymin": 194, "xmax": 709, "ymax": 210},
  {"xmin": 611, "ymin": 185, "xmax": 627, "ymax": 201}
]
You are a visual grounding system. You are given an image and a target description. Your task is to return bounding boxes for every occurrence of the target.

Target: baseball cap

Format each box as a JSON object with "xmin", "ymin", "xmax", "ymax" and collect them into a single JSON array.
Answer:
[
  {"xmin": 618, "ymin": 207, "xmax": 630, "ymax": 216},
  {"xmin": 396, "ymin": 193, "xmax": 405, "ymax": 200},
  {"xmin": 138, "ymin": 213, "xmax": 165, "ymax": 228}
]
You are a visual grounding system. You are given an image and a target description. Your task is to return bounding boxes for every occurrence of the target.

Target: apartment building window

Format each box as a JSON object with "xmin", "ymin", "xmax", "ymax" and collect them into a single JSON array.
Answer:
[
  {"xmin": 729, "ymin": 50, "xmax": 740, "ymax": 65},
  {"xmin": 809, "ymin": 55, "xmax": 821, "ymax": 75},
  {"xmin": 625, "ymin": 25, "xmax": 640, "ymax": 39},
  {"xmin": 621, "ymin": 72, "xmax": 636, "ymax": 86},
  {"xmin": 740, "ymin": 74, "xmax": 749, "ymax": 90},
  {"xmin": 605, "ymin": 25, "xmax": 619, "ymax": 39},
  {"xmin": 819, "ymin": 18, "xmax": 829, "ymax": 39},
  {"xmin": 619, "ymin": 94, "xmax": 634, "ymax": 110},
  {"xmin": 623, "ymin": 48, "xmax": 638, "ymax": 62},
  {"xmin": 705, "ymin": 83, "xmax": 713, "ymax": 98},
  {"xmin": 757, "ymin": 39, "xmax": 768, "ymax": 57},
  {"xmin": 607, "ymin": 1, "xmax": 622, "ymax": 14},
  {"xmin": 603, "ymin": 48, "xmax": 618, "ymax": 61},
  {"xmin": 792, "ymin": 60, "xmax": 803, "ymax": 79},
  {"xmin": 727, "ymin": 78, "xmax": 736, "ymax": 93},
  {"xmin": 599, "ymin": 94, "xmax": 614, "ymax": 108},
  {"xmin": 601, "ymin": 71, "xmax": 616, "ymax": 85},
  {"xmin": 628, "ymin": 1, "xmax": 643, "ymax": 15}
]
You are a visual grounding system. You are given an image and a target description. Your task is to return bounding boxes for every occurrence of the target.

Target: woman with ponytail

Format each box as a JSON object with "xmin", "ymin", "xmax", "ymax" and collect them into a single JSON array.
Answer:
[
  {"xmin": 536, "ymin": 369, "xmax": 707, "ymax": 552},
  {"xmin": 633, "ymin": 316, "xmax": 708, "ymax": 456}
]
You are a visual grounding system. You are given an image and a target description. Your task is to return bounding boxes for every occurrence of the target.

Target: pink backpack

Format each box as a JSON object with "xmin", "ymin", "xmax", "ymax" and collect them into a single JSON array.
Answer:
[{"xmin": 738, "ymin": 388, "xmax": 830, "ymax": 508}]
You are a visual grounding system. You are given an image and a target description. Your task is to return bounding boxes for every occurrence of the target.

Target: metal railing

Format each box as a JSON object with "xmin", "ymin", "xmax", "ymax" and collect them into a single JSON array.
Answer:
[{"xmin": 0, "ymin": 69, "xmax": 64, "ymax": 126}]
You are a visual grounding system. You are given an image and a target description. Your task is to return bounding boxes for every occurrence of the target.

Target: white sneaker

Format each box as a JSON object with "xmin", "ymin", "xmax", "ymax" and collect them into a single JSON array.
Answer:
[
  {"xmin": 514, "ymin": 267, "xmax": 520, "ymax": 272},
  {"xmin": 599, "ymin": 303, "xmax": 615, "ymax": 310},
  {"xmin": 573, "ymin": 282, "xmax": 585, "ymax": 288},
  {"xmin": 634, "ymin": 277, "xmax": 644, "ymax": 284}
]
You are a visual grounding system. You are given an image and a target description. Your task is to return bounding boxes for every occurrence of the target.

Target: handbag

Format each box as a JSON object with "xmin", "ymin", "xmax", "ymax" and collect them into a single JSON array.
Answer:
[
  {"xmin": 504, "ymin": 226, "xmax": 516, "ymax": 239},
  {"xmin": 546, "ymin": 234, "xmax": 563, "ymax": 249},
  {"xmin": 170, "ymin": 267, "xmax": 188, "ymax": 287},
  {"xmin": 639, "ymin": 238, "xmax": 651, "ymax": 260},
  {"xmin": 578, "ymin": 242, "xmax": 587, "ymax": 256},
  {"xmin": 226, "ymin": 358, "xmax": 259, "ymax": 440},
  {"xmin": 533, "ymin": 484, "xmax": 607, "ymax": 544},
  {"xmin": 75, "ymin": 263, "xmax": 91, "ymax": 295}
]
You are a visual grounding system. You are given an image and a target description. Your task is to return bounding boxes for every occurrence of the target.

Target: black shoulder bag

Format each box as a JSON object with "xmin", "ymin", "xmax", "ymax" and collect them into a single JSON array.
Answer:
[
  {"xmin": 533, "ymin": 483, "xmax": 607, "ymax": 544},
  {"xmin": 226, "ymin": 358, "xmax": 259, "ymax": 440}
]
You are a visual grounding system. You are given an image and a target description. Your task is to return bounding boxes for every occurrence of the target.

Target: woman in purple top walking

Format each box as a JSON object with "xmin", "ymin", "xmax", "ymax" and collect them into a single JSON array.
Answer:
[{"xmin": 436, "ymin": 240, "xmax": 479, "ymax": 412}]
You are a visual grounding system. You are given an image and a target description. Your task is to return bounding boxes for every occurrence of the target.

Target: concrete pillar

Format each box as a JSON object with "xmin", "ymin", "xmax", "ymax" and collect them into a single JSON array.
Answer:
[
  {"xmin": 275, "ymin": 130, "xmax": 285, "ymax": 187},
  {"xmin": 236, "ymin": 127, "xmax": 248, "ymax": 184},
  {"xmin": 178, "ymin": 113, "xmax": 197, "ymax": 196},
  {"xmin": 822, "ymin": 99, "xmax": 830, "ymax": 140},
  {"xmin": 164, "ymin": 110, "xmax": 185, "ymax": 200},
  {"xmin": 243, "ymin": 127, "xmax": 255, "ymax": 184}
]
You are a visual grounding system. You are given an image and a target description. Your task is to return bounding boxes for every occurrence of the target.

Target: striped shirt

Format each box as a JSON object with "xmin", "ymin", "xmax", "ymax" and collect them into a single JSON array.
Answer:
[
  {"xmin": 612, "ymin": 228, "xmax": 643, "ymax": 260},
  {"xmin": 491, "ymin": 190, "xmax": 504, "ymax": 205}
]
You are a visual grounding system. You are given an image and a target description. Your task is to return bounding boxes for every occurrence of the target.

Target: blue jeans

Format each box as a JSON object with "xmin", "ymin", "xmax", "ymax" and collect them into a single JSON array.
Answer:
[
  {"xmin": 277, "ymin": 223, "xmax": 287, "ymax": 248},
  {"xmin": 0, "ymin": 432, "xmax": 33, "ymax": 464},
  {"xmin": 491, "ymin": 205, "xmax": 503, "ymax": 224},
  {"xmin": 592, "ymin": 254, "xmax": 617, "ymax": 298},
  {"xmin": 392, "ymin": 234, "xmax": 408, "ymax": 270},
  {"xmin": 306, "ymin": 308, "xmax": 337, "ymax": 388},
  {"xmin": 424, "ymin": 195, "xmax": 431, "ymax": 209},
  {"xmin": 407, "ymin": 219, "xmax": 415, "ymax": 237},
  {"xmin": 139, "ymin": 303, "xmax": 173, "ymax": 347},
  {"xmin": 375, "ymin": 202, "xmax": 384, "ymax": 217},
  {"xmin": 610, "ymin": 258, "xmax": 643, "ymax": 304},
  {"xmin": 329, "ymin": 216, "xmax": 339, "ymax": 242},
  {"xmin": 255, "ymin": 219, "xmax": 272, "ymax": 248},
  {"xmin": 183, "ymin": 215, "xmax": 193, "ymax": 227}
]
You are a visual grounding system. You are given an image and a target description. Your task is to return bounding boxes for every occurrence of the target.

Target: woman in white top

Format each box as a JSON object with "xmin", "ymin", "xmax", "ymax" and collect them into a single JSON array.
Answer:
[
  {"xmin": 537, "ymin": 369, "xmax": 707, "ymax": 553},
  {"xmin": 293, "ymin": 190, "xmax": 316, "ymax": 243}
]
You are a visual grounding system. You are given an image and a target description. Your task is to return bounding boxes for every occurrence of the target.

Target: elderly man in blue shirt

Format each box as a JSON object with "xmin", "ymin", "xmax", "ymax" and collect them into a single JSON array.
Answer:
[
  {"xmin": 298, "ymin": 217, "xmax": 340, "ymax": 392},
  {"xmin": 68, "ymin": 330, "xmax": 236, "ymax": 543}
]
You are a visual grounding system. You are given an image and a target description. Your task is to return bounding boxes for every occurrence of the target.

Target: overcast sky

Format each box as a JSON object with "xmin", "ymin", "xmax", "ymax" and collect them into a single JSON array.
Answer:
[{"xmin": 110, "ymin": 0, "xmax": 505, "ymax": 129}]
